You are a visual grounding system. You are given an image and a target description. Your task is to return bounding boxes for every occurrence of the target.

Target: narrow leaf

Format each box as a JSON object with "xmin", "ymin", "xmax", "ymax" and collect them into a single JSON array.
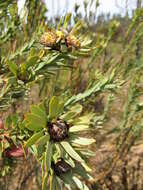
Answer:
[
  {"xmin": 60, "ymin": 171, "xmax": 76, "ymax": 188},
  {"xmin": 25, "ymin": 131, "xmax": 44, "ymax": 147},
  {"xmin": 60, "ymin": 141, "xmax": 84, "ymax": 162},
  {"xmin": 63, "ymin": 13, "xmax": 72, "ymax": 29},
  {"xmin": 45, "ymin": 141, "xmax": 53, "ymax": 172},
  {"xmin": 36, "ymin": 134, "xmax": 50, "ymax": 146},
  {"xmin": 69, "ymin": 125, "xmax": 90, "ymax": 133},
  {"xmin": 26, "ymin": 56, "xmax": 38, "ymax": 68},
  {"xmin": 49, "ymin": 96, "xmax": 59, "ymax": 119},
  {"xmin": 55, "ymin": 177, "xmax": 62, "ymax": 190},
  {"xmin": 72, "ymin": 176, "xmax": 84, "ymax": 189},
  {"xmin": 7, "ymin": 61, "xmax": 18, "ymax": 76},
  {"xmin": 72, "ymin": 176, "xmax": 89, "ymax": 190},
  {"xmin": 61, "ymin": 104, "xmax": 82, "ymax": 121},
  {"xmin": 42, "ymin": 172, "xmax": 48, "ymax": 190},
  {"xmin": 70, "ymin": 137, "xmax": 95, "ymax": 146},
  {"xmin": 73, "ymin": 163, "xmax": 93, "ymax": 181}
]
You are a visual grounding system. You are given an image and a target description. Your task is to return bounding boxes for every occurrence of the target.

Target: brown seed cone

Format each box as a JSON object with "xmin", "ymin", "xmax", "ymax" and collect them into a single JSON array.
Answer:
[
  {"xmin": 48, "ymin": 119, "xmax": 69, "ymax": 142},
  {"xmin": 52, "ymin": 159, "xmax": 71, "ymax": 176}
]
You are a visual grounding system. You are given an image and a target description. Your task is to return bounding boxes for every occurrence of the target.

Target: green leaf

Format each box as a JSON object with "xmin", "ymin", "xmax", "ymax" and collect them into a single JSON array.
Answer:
[
  {"xmin": 45, "ymin": 141, "xmax": 53, "ymax": 172},
  {"xmin": 80, "ymin": 150, "xmax": 95, "ymax": 157},
  {"xmin": 7, "ymin": 61, "xmax": 18, "ymax": 76},
  {"xmin": 72, "ymin": 176, "xmax": 89, "ymax": 190},
  {"xmin": 70, "ymin": 137, "xmax": 95, "ymax": 146},
  {"xmin": 30, "ymin": 103, "xmax": 47, "ymax": 122},
  {"xmin": 31, "ymin": 106, "xmax": 46, "ymax": 119},
  {"xmin": 60, "ymin": 171, "xmax": 76, "ymax": 188},
  {"xmin": 62, "ymin": 151, "xmax": 75, "ymax": 167},
  {"xmin": 73, "ymin": 113, "xmax": 95, "ymax": 125},
  {"xmin": 60, "ymin": 112, "xmax": 75, "ymax": 121},
  {"xmin": 81, "ymin": 162, "xmax": 92, "ymax": 172},
  {"xmin": 24, "ymin": 131, "xmax": 44, "ymax": 147},
  {"xmin": 63, "ymin": 13, "xmax": 72, "ymax": 29},
  {"xmin": 65, "ymin": 156, "xmax": 75, "ymax": 168},
  {"xmin": 4, "ymin": 115, "xmax": 19, "ymax": 129},
  {"xmin": 26, "ymin": 56, "xmax": 39, "ymax": 68},
  {"xmin": 55, "ymin": 177, "xmax": 62, "ymax": 190},
  {"xmin": 69, "ymin": 104, "xmax": 83, "ymax": 113},
  {"xmin": 26, "ymin": 122, "xmax": 44, "ymax": 132},
  {"xmin": 65, "ymin": 184, "xmax": 72, "ymax": 190},
  {"xmin": 58, "ymin": 102, "xmax": 64, "ymax": 116},
  {"xmin": 36, "ymin": 134, "xmax": 50, "ymax": 146},
  {"xmin": 57, "ymin": 16, "xmax": 64, "ymax": 30},
  {"xmin": 72, "ymin": 176, "xmax": 84, "ymax": 189},
  {"xmin": 49, "ymin": 96, "xmax": 64, "ymax": 120},
  {"xmin": 60, "ymin": 141, "xmax": 84, "ymax": 163},
  {"xmin": 49, "ymin": 96, "xmax": 59, "ymax": 119},
  {"xmin": 42, "ymin": 172, "xmax": 48, "ymax": 190},
  {"xmin": 5, "ymin": 116, "xmax": 11, "ymax": 129},
  {"xmin": 35, "ymin": 62, "xmax": 45, "ymax": 71},
  {"xmin": 50, "ymin": 175, "xmax": 56, "ymax": 190},
  {"xmin": 61, "ymin": 104, "xmax": 82, "ymax": 121},
  {"xmin": 83, "ymin": 182, "xmax": 90, "ymax": 190},
  {"xmin": 70, "ymin": 21, "xmax": 83, "ymax": 35},
  {"xmin": 73, "ymin": 163, "xmax": 93, "ymax": 181},
  {"xmin": 69, "ymin": 125, "xmax": 90, "ymax": 133},
  {"xmin": 39, "ymin": 102, "xmax": 47, "ymax": 113},
  {"xmin": 25, "ymin": 112, "xmax": 46, "ymax": 131},
  {"xmin": 29, "ymin": 145, "xmax": 38, "ymax": 156}
]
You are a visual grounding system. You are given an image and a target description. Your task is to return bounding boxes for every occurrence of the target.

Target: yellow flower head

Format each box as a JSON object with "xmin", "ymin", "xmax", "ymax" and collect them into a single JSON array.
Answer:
[
  {"xmin": 40, "ymin": 30, "xmax": 57, "ymax": 47},
  {"xmin": 56, "ymin": 30, "xmax": 65, "ymax": 41},
  {"xmin": 66, "ymin": 35, "xmax": 81, "ymax": 49}
]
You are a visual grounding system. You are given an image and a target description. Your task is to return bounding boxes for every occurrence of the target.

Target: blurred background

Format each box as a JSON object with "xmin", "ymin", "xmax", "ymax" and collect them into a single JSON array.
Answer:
[{"xmin": 18, "ymin": 0, "xmax": 138, "ymax": 20}]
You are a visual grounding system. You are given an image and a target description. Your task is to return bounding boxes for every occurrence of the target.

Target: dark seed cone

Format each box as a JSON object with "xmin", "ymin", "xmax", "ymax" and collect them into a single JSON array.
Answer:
[
  {"xmin": 48, "ymin": 119, "xmax": 69, "ymax": 142},
  {"xmin": 52, "ymin": 159, "xmax": 71, "ymax": 176}
]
